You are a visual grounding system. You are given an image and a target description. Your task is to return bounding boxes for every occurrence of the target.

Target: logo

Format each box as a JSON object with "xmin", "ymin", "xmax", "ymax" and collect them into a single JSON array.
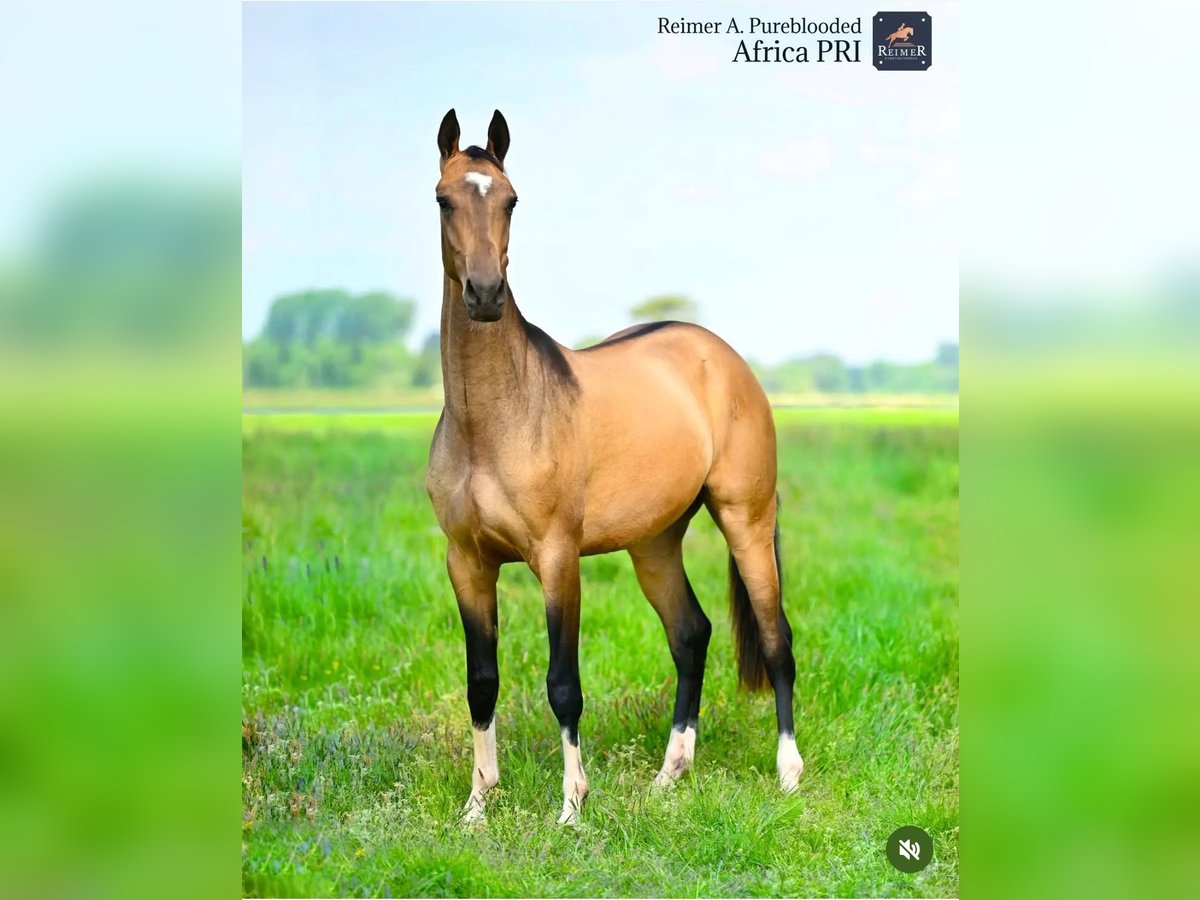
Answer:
[
  {"xmin": 886, "ymin": 825, "xmax": 933, "ymax": 873},
  {"xmin": 873, "ymin": 12, "xmax": 932, "ymax": 70}
]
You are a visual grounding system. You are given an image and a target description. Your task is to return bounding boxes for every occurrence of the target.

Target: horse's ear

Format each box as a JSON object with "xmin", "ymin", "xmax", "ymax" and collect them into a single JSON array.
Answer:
[
  {"xmin": 486, "ymin": 110, "xmax": 510, "ymax": 166},
  {"xmin": 438, "ymin": 109, "xmax": 460, "ymax": 162}
]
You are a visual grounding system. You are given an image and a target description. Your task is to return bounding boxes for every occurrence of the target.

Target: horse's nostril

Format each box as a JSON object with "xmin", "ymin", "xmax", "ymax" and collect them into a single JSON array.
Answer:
[{"xmin": 465, "ymin": 277, "xmax": 504, "ymax": 306}]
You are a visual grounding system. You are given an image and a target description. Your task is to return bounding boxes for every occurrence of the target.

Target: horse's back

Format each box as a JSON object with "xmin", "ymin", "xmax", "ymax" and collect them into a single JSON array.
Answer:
[{"xmin": 573, "ymin": 320, "xmax": 772, "ymax": 439}]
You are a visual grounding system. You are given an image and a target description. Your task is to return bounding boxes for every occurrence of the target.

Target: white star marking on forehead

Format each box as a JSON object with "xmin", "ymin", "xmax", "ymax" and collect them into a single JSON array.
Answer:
[{"xmin": 464, "ymin": 172, "xmax": 493, "ymax": 196}]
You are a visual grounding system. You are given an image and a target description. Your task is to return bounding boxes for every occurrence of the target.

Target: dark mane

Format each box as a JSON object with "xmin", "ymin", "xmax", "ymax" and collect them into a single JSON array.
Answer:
[
  {"xmin": 579, "ymin": 321, "xmax": 686, "ymax": 351},
  {"xmin": 462, "ymin": 145, "xmax": 503, "ymax": 170},
  {"xmin": 521, "ymin": 317, "xmax": 579, "ymax": 393}
]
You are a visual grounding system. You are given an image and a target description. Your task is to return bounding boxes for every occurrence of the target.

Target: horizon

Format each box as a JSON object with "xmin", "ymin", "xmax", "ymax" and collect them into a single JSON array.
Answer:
[{"xmin": 242, "ymin": 284, "xmax": 957, "ymax": 368}]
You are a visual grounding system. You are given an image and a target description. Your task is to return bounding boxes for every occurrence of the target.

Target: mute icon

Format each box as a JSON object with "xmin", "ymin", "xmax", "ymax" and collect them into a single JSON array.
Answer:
[{"xmin": 887, "ymin": 825, "xmax": 932, "ymax": 873}]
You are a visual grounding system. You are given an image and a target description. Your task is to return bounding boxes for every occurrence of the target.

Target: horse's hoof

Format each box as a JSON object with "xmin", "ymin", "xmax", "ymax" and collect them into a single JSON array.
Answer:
[
  {"xmin": 557, "ymin": 807, "xmax": 580, "ymax": 826},
  {"xmin": 777, "ymin": 737, "xmax": 805, "ymax": 792},
  {"xmin": 557, "ymin": 794, "xmax": 586, "ymax": 825},
  {"xmin": 779, "ymin": 764, "xmax": 804, "ymax": 793},
  {"xmin": 651, "ymin": 770, "xmax": 677, "ymax": 789},
  {"xmin": 461, "ymin": 799, "xmax": 487, "ymax": 825},
  {"xmin": 653, "ymin": 761, "xmax": 691, "ymax": 789}
]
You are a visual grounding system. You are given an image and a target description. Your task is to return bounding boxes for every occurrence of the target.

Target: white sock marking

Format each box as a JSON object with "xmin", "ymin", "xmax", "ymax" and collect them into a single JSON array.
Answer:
[
  {"xmin": 462, "ymin": 720, "xmax": 498, "ymax": 822},
  {"xmin": 464, "ymin": 172, "xmax": 493, "ymax": 196},
  {"xmin": 558, "ymin": 730, "xmax": 589, "ymax": 824},
  {"xmin": 777, "ymin": 733, "xmax": 804, "ymax": 792},
  {"xmin": 655, "ymin": 725, "xmax": 696, "ymax": 786}
]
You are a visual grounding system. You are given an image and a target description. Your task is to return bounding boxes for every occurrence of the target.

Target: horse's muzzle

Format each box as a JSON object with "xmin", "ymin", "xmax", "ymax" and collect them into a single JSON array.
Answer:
[{"xmin": 464, "ymin": 276, "xmax": 506, "ymax": 322}]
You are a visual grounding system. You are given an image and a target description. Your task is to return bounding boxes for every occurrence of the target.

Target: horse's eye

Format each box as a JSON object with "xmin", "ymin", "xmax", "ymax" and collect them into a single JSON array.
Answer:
[
  {"xmin": 505, "ymin": 198, "xmax": 518, "ymax": 216},
  {"xmin": 436, "ymin": 196, "xmax": 452, "ymax": 212}
]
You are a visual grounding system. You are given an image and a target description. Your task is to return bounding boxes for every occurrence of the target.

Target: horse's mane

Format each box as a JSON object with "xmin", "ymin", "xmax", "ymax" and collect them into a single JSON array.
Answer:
[{"xmin": 462, "ymin": 145, "xmax": 503, "ymax": 170}]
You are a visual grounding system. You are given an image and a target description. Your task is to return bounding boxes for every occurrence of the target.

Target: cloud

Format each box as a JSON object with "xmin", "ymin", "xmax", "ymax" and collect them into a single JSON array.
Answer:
[
  {"xmin": 897, "ymin": 155, "xmax": 958, "ymax": 208},
  {"xmin": 673, "ymin": 182, "xmax": 726, "ymax": 203},
  {"xmin": 857, "ymin": 139, "xmax": 923, "ymax": 165},
  {"xmin": 651, "ymin": 39, "xmax": 724, "ymax": 83},
  {"xmin": 757, "ymin": 136, "xmax": 833, "ymax": 180}
]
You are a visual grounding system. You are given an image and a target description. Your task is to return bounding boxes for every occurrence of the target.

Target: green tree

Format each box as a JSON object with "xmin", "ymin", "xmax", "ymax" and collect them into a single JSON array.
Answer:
[
  {"xmin": 307, "ymin": 339, "xmax": 357, "ymax": 388},
  {"xmin": 630, "ymin": 294, "xmax": 699, "ymax": 324},
  {"xmin": 264, "ymin": 289, "xmax": 347, "ymax": 346},
  {"xmin": 1, "ymin": 182, "xmax": 238, "ymax": 347},
  {"xmin": 411, "ymin": 331, "xmax": 441, "ymax": 388},
  {"xmin": 752, "ymin": 358, "xmax": 816, "ymax": 394},
  {"xmin": 263, "ymin": 289, "xmax": 414, "ymax": 351},
  {"xmin": 808, "ymin": 353, "xmax": 849, "ymax": 393},
  {"xmin": 247, "ymin": 288, "xmax": 418, "ymax": 389},
  {"xmin": 336, "ymin": 291, "xmax": 414, "ymax": 346},
  {"xmin": 243, "ymin": 339, "xmax": 306, "ymax": 388}
]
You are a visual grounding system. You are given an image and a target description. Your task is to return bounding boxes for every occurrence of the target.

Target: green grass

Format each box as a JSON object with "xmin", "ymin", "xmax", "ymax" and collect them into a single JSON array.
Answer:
[{"xmin": 242, "ymin": 408, "xmax": 959, "ymax": 897}]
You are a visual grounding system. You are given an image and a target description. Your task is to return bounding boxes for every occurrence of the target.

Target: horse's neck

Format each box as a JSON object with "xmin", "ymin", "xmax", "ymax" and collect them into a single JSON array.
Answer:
[{"xmin": 439, "ymin": 276, "xmax": 538, "ymax": 440}]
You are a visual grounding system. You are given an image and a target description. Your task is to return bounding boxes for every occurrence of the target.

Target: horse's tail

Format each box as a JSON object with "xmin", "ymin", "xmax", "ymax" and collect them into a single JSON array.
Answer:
[{"xmin": 729, "ymin": 506, "xmax": 785, "ymax": 692}]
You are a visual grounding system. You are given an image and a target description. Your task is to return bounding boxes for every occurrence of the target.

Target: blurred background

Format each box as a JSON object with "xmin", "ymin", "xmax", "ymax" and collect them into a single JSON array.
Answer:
[
  {"xmin": 963, "ymin": 2, "xmax": 1200, "ymax": 897},
  {"xmin": 0, "ymin": 2, "xmax": 239, "ymax": 898},
  {"xmin": 0, "ymin": 0, "xmax": 1195, "ymax": 897}
]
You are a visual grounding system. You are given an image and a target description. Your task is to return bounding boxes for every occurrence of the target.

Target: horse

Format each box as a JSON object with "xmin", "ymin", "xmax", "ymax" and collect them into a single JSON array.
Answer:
[
  {"xmin": 425, "ymin": 109, "xmax": 802, "ymax": 824},
  {"xmin": 886, "ymin": 24, "xmax": 914, "ymax": 46}
]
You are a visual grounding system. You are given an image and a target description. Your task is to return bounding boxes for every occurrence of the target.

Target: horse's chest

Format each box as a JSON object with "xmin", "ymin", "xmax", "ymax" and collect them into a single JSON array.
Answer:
[{"xmin": 428, "ymin": 456, "xmax": 530, "ymax": 555}]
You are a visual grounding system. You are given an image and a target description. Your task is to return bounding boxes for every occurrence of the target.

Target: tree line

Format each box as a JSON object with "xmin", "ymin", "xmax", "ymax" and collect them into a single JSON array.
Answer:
[
  {"xmin": 242, "ymin": 291, "xmax": 957, "ymax": 394},
  {"xmin": 753, "ymin": 343, "xmax": 958, "ymax": 395},
  {"xmin": 242, "ymin": 289, "xmax": 438, "ymax": 390}
]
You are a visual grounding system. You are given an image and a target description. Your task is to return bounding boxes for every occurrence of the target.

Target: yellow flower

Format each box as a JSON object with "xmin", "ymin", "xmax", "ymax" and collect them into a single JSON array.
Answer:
[{"xmin": 355, "ymin": 847, "xmax": 366, "ymax": 858}]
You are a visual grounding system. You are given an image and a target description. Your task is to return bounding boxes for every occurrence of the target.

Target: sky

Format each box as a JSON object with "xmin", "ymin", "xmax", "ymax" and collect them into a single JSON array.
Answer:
[
  {"xmin": 960, "ymin": 0, "xmax": 1200, "ymax": 305},
  {"xmin": 2, "ymin": 2, "xmax": 1194, "ymax": 362},
  {"xmin": 242, "ymin": 2, "xmax": 961, "ymax": 364},
  {"xmin": 0, "ymin": 0, "xmax": 240, "ymax": 255}
]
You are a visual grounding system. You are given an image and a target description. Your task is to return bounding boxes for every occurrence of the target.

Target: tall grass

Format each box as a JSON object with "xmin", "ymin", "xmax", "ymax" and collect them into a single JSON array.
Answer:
[{"xmin": 242, "ymin": 409, "xmax": 958, "ymax": 897}]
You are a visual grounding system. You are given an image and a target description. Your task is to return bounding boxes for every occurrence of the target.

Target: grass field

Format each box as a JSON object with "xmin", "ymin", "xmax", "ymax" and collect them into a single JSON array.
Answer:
[{"xmin": 242, "ymin": 408, "xmax": 959, "ymax": 898}]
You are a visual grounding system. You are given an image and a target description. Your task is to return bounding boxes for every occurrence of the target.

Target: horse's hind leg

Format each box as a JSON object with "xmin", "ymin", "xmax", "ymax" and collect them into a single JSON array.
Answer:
[
  {"xmin": 706, "ymin": 493, "xmax": 803, "ymax": 792},
  {"xmin": 629, "ymin": 522, "xmax": 712, "ymax": 786}
]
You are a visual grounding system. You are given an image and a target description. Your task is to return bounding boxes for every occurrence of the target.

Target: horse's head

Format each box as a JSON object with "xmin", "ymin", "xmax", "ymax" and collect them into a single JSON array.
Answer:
[{"xmin": 435, "ymin": 109, "xmax": 518, "ymax": 323}]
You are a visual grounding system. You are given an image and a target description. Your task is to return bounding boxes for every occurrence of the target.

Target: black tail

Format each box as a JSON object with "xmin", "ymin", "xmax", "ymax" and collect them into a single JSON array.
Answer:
[{"xmin": 729, "ymin": 515, "xmax": 787, "ymax": 692}]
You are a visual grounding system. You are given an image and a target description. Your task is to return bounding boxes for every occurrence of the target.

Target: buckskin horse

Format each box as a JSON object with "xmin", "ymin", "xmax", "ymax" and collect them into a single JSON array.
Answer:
[{"xmin": 425, "ymin": 109, "xmax": 802, "ymax": 824}]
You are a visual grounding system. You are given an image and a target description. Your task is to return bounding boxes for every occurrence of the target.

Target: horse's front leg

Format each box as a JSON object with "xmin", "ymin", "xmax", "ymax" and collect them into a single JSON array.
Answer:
[
  {"xmin": 447, "ymin": 543, "xmax": 501, "ymax": 822},
  {"xmin": 532, "ymin": 539, "xmax": 588, "ymax": 824}
]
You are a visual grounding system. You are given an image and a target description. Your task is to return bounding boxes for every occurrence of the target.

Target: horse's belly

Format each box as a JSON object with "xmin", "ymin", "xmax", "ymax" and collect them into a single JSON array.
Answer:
[
  {"xmin": 579, "ymin": 499, "xmax": 697, "ymax": 555},
  {"xmin": 577, "ymin": 380, "xmax": 712, "ymax": 552},
  {"xmin": 579, "ymin": 452, "xmax": 708, "ymax": 553}
]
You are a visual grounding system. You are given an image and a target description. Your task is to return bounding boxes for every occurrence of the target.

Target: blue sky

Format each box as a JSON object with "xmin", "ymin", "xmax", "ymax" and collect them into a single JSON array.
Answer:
[{"xmin": 243, "ymin": 2, "xmax": 960, "ymax": 364}]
